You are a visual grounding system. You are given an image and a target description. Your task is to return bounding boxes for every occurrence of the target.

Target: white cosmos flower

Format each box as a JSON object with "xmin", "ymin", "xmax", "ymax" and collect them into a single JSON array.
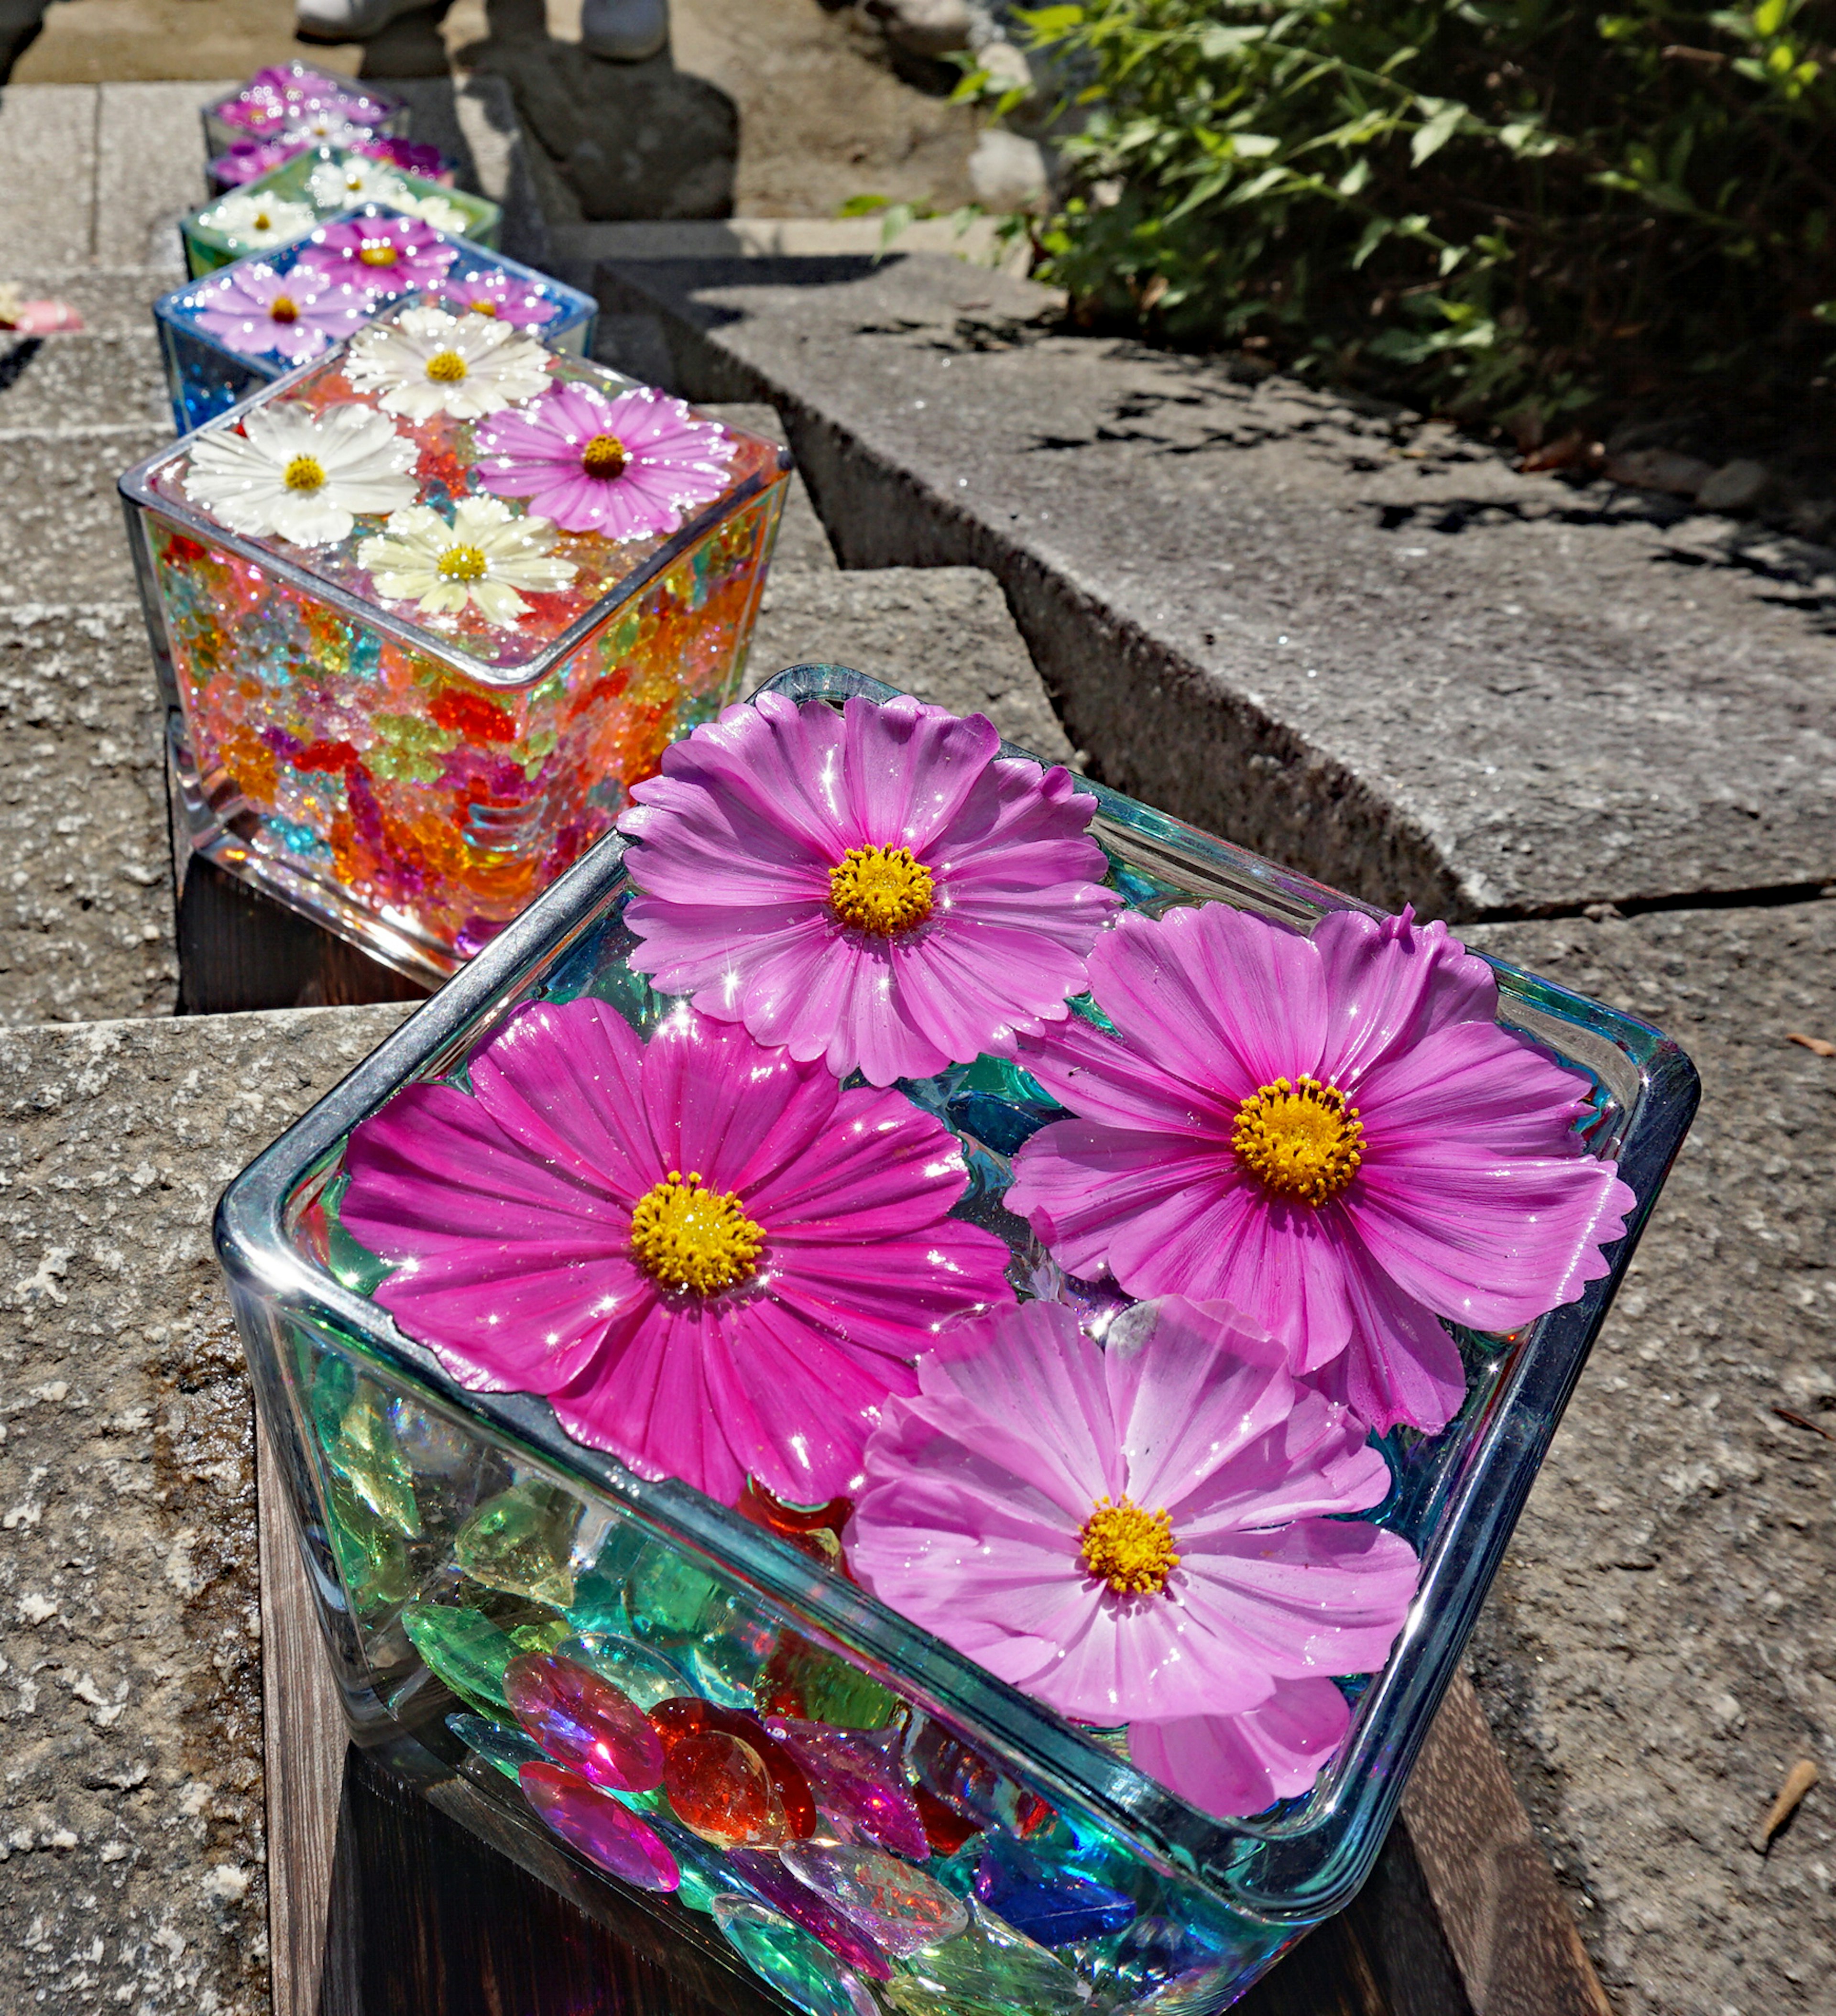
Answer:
[
  {"xmin": 182, "ymin": 401, "xmax": 419, "ymax": 547},
  {"xmin": 343, "ymin": 304, "xmax": 550, "ymax": 422},
  {"xmin": 394, "ymin": 190, "xmax": 472, "ymax": 235},
  {"xmin": 357, "ymin": 494, "xmax": 575, "ymax": 624},
  {"xmin": 198, "ymin": 189, "xmax": 318, "ymax": 251},
  {"xmin": 306, "ymin": 156, "xmax": 413, "ymax": 210}
]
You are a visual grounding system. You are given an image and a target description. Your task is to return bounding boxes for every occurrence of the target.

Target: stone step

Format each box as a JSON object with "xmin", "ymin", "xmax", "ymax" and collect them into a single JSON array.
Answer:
[
  {"xmin": 592, "ymin": 251, "xmax": 1836, "ymax": 921},
  {"xmin": 0, "ymin": 601, "xmax": 174, "ymax": 1026},
  {"xmin": 0, "ymin": 426, "xmax": 163, "ymax": 605},
  {"xmin": 3, "ymin": 266, "xmax": 181, "ymax": 335},
  {"xmin": 0, "ymin": 331, "xmax": 168, "ymax": 434}
]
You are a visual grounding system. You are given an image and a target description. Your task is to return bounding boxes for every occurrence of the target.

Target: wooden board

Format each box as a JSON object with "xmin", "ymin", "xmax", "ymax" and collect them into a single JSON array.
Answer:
[{"xmin": 255, "ymin": 1421, "xmax": 1612, "ymax": 2016}]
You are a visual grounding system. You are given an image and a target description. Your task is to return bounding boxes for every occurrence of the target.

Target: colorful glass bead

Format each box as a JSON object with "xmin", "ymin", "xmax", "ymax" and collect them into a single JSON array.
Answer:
[
  {"xmin": 687, "ymin": 1585, "xmax": 780, "ymax": 1710},
  {"xmin": 782, "ymin": 1842, "xmax": 970, "ymax": 1958},
  {"xmin": 625, "ymin": 1543, "xmax": 719, "ymax": 1645},
  {"xmin": 447, "ymin": 1710, "xmax": 548, "ymax": 1782},
  {"xmin": 712, "ymin": 1900, "xmax": 878, "ymax": 2016},
  {"xmin": 454, "ymin": 1481, "xmax": 579, "ymax": 1607},
  {"xmin": 402, "ymin": 1602, "xmax": 516, "ymax": 1716},
  {"xmin": 728, "ymin": 1850, "xmax": 893, "ymax": 1981},
  {"xmin": 323, "ymin": 1474, "xmax": 415, "ymax": 1612},
  {"xmin": 755, "ymin": 1635, "xmax": 899, "ymax": 1731},
  {"xmin": 970, "ymin": 1841, "xmax": 1137, "ymax": 1947},
  {"xmin": 663, "ymin": 1728, "xmax": 786, "ymax": 1848},
  {"xmin": 651, "ymin": 1697, "xmax": 817, "ymax": 1839},
  {"xmin": 737, "ymin": 1482, "xmax": 853, "ymax": 1575},
  {"xmin": 388, "ymin": 1395, "xmax": 475, "ymax": 1478},
  {"xmin": 509, "ymin": 1616, "xmax": 574, "ymax": 1657},
  {"xmin": 558, "ymin": 1633, "xmax": 692, "ymax": 1712},
  {"xmin": 1081, "ymin": 1916, "xmax": 1228, "ymax": 2009},
  {"xmin": 907, "ymin": 1714, "xmax": 1057, "ymax": 1841},
  {"xmin": 766, "ymin": 1717, "xmax": 928, "ymax": 1862},
  {"xmin": 912, "ymin": 1783, "xmax": 984, "ymax": 1858},
  {"xmin": 326, "ymin": 1383, "xmax": 420, "ymax": 1537},
  {"xmin": 505, "ymin": 1652, "xmax": 664, "ymax": 1794},
  {"xmin": 519, "ymin": 1760, "xmax": 679, "ymax": 1893},
  {"xmin": 888, "ymin": 1902, "xmax": 1088, "ymax": 2016}
]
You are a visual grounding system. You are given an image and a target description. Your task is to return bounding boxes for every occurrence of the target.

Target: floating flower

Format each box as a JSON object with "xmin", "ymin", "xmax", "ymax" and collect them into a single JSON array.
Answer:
[
  {"xmin": 393, "ymin": 190, "xmax": 473, "ymax": 236},
  {"xmin": 306, "ymin": 155, "xmax": 413, "ymax": 211},
  {"xmin": 850, "ymin": 1297, "xmax": 1418, "ymax": 1730},
  {"xmin": 473, "ymin": 383, "xmax": 734, "ymax": 540},
  {"xmin": 342, "ymin": 302, "xmax": 549, "ymax": 420},
  {"xmin": 197, "ymin": 188, "xmax": 318, "ymax": 253},
  {"xmin": 190, "ymin": 261, "xmax": 371, "ymax": 363},
  {"xmin": 1006, "ymin": 905, "xmax": 1636, "ymax": 1435},
  {"xmin": 357, "ymin": 495, "xmax": 576, "ymax": 624},
  {"xmin": 445, "ymin": 268, "xmax": 563, "ymax": 330},
  {"xmin": 182, "ymin": 400, "xmax": 417, "ymax": 546},
  {"xmin": 1127, "ymin": 1678, "xmax": 1351, "ymax": 1820},
  {"xmin": 220, "ymin": 67, "xmax": 394, "ymax": 136},
  {"xmin": 338, "ymin": 997, "xmax": 1015, "ymax": 1504},
  {"xmin": 616, "ymin": 693, "xmax": 1121, "ymax": 1087},
  {"xmin": 296, "ymin": 218, "xmax": 457, "ymax": 300}
]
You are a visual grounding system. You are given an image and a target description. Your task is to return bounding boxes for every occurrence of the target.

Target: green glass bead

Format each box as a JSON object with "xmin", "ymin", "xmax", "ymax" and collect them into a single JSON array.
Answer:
[
  {"xmin": 626, "ymin": 1542, "xmax": 719, "ymax": 1645},
  {"xmin": 686, "ymin": 1587, "xmax": 778, "ymax": 1710},
  {"xmin": 447, "ymin": 1710, "xmax": 547, "ymax": 1782},
  {"xmin": 557, "ymin": 1632, "xmax": 693, "ymax": 1711},
  {"xmin": 307, "ymin": 1351, "xmax": 356, "ymax": 1453},
  {"xmin": 323, "ymin": 1176, "xmax": 393, "ymax": 1297},
  {"xmin": 566, "ymin": 1565, "xmax": 631, "ymax": 1641},
  {"xmin": 713, "ymin": 1900, "xmax": 874, "ymax": 2016},
  {"xmin": 454, "ymin": 1481, "xmax": 579, "ymax": 1607},
  {"xmin": 756, "ymin": 1636, "xmax": 899, "ymax": 1731},
  {"xmin": 509, "ymin": 1616, "xmax": 574, "ymax": 1657},
  {"xmin": 889, "ymin": 1904, "xmax": 1089, "ymax": 2016},
  {"xmin": 402, "ymin": 1602, "xmax": 517, "ymax": 1716},
  {"xmin": 326, "ymin": 1384, "xmax": 420, "ymax": 1539},
  {"xmin": 324, "ymin": 1475, "xmax": 415, "ymax": 1611}
]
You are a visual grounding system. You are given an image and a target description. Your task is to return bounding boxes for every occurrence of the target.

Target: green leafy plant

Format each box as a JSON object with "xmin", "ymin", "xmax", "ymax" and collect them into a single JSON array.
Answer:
[{"xmin": 967, "ymin": 0, "xmax": 1836, "ymax": 435}]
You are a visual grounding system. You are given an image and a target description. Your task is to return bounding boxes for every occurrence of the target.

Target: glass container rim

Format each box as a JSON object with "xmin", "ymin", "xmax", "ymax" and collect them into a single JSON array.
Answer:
[{"xmin": 214, "ymin": 665, "xmax": 1699, "ymax": 1921}]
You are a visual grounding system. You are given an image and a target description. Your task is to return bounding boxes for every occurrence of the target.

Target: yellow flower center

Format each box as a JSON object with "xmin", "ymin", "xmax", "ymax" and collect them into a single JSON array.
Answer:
[
  {"xmin": 437, "ymin": 543, "xmax": 489, "ymax": 583},
  {"xmin": 468, "ymin": 298, "xmax": 498, "ymax": 316},
  {"xmin": 283, "ymin": 454, "xmax": 326, "ymax": 492},
  {"xmin": 269, "ymin": 295, "xmax": 299, "ymax": 324},
  {"xmin": 1079, "ymin": 1497, "xmax": 1180, "ymax": 1596},
  {"xmin": 425, "ymin": 348, "xmax": 469, "ymax": 382},
  {"xmin": 251, "ymin": 209, "xmax": 273, "ymax": 230},
  {"xmin": 829, "ymin": 845, "xmax": 934, "ymax": 937},
  {"xmin": 1231, "ymin": 1075, "xmax": 1365, "ymax": 1206},
  {"xmin": 358, "ymin": 241, "xmax": 398, "ymax": 266},
  {"xmin": 580, "ymin": 432, "xmax": 628, "ymax": 480},
  {"xmin": 630, "ymin": 1169, "xmax": 764, "ymax": 1296}
]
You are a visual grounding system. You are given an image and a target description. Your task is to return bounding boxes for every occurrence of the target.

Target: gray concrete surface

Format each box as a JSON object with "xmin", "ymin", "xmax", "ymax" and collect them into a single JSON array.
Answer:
[
  {"xmin": 595, "ymin": 251, "xmax": 1836, "ymax": 921},
  {"xmin": 0, "ymin": 426, "xmax": 161, "ymax": 605},
  {"xmin": 0, "ymin": 1002, "xmax": 411, "ymax": 2016},
  {"xmin": 1467, "ymin": 899, "xmax": 1836, "ymax": 2016},
  {"xmin": 0, "ymin": 329, "xmax": 166, "ymax": 431}
]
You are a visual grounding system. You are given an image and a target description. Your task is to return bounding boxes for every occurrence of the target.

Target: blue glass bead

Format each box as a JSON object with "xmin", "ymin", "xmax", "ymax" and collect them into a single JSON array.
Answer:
[{"xmin": 970, "ymin": 1841, "xmax": 1136, "ymax": 1947}]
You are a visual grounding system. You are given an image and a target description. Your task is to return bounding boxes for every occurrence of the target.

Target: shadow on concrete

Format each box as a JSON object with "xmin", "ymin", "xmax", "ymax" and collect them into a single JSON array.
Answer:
[
  {"xmin": 0, "ymin": 0, "xmax": 47, "ymax": 81},
  {"xmin": 454, "ymin": 0, "xmax": 736, "ymax": 221}
]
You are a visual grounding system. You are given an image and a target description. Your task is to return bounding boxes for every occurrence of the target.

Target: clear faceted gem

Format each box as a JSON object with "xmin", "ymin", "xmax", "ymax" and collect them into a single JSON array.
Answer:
[{"xmin": 782, "ymin": 1841, "xmax": 969, "ymax": 1957}]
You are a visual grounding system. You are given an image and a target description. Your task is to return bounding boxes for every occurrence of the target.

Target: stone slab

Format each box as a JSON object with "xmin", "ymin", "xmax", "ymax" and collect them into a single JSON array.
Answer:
[
  {"xmin": 94, "ymin": 80, "xmax": 223, "ymax": 270},
  {"xmin": 701, "ymin": 400, "xmax": 836, "ymax": 572},
  {"xmin": 0, "ymin": 602, "xmax": 175, "ymax": 1025},
  {"xmin": 0, "ymin": 1002, "xmax": 411, "ymax": 2016},
  {"xmin": 0, "ymin": 330, "xmax": 167, "ymax": 432},
  {"xmin": 4, "ymin": 266, "xmax": 177, "ymax": 335},
  {"xmin": 383, "ymin": 73, "xmax": 551, "ymax": 273},
  {"xmin": 596, "ymin": 252, "xmax": 1836, "ymax": 920},
  {"xmin": 749, "ymin": 564, "xmax": 1074, "ymax": 762},
  {"xmin": 1465, "ymin": 897, "xmax": 1836, "ymax": 2016},
  {"xmin": 0, "ymin": 81, "xmax": 98, "ymax": 268},
  {"xmin": 0, "ymin": 426, "xmax": 163, "ymax": 606}
]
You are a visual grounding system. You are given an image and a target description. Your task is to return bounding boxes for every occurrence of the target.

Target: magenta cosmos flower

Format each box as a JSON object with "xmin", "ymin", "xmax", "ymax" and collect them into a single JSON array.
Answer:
[
  {"xmin": 1005, "ymin": 905, "xmax": 1635, "ymax": 1436},
  {"xmin": 472, "ymin": 383, "xmax": 734, "ymax": 540},
  {"xmin": 192, "ymin": 261, "xmax": 372, "ymax": 362},
  {"xmin": 445, "ymin": 268, "xmax": 562, "ymax": 330},
  {"xmin": 338, "ymin": 996, "xmax": 1014, "ymax": 1506},
  {"xmin": 616, "ymin": 694, "xmax": 1121, "ymax": 1088},
  {"xmin": 296, "ymin": 214, "xmax": 455, "ymax": 299},
  {"xmin": 851, "ymin": 1297, "xmax": 1416, "ymax": 1735},
  {"xmin": 1128, "ymin": 1677, "xmax": 1351, "ymax": 1820}
]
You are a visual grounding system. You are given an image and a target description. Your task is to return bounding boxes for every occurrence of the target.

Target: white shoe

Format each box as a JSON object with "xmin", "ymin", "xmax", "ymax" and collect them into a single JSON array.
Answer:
[
  {"xmin": 295, "ymin": 0, "xmax": 426, "ymax": 41},
  {"xmin": 579, "ymin": 0, "xmax": 668, "ymax": 62}
]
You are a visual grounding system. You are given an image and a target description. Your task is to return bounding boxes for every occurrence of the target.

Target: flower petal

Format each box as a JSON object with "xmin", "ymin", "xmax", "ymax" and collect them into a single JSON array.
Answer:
[{"xmin": 1127, "ymin": 1678, "xmax": 1351, "ymax": 1819}]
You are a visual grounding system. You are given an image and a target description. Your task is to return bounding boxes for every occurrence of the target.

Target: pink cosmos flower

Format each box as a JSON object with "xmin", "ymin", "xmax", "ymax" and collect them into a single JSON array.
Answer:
[
  {"xmin": 445, "ymin": 269, "xmax": 563, "ymax": 330},
  {"xmin": 338, "ymin": 996, "xmax": 1014, "ymax": 1506},
  {"xmin": 1005, "ymin": 904, "xmax": 1636, "ymax": 1436},
  {"xmin": 192, "ymin": 262, "xmax": 372, "ymax": 363},
  {"xmin": 616, "ymin": 693, "xmax": 1121, "ymax": 1088},
  {"xmin": 1128, "ymin": 1678, "xmax": 1351, "ymax": 1820},
  {"xmin": 222, "ymin": 68, "xmax": 394, "ymax": 137},
  {"xmin": 849, "ymin": 1297, "xmax": 1419, "ymax": 1730},
  {"xmin": 472, "ymin": 383, "xmax": 734, "ymax": 540},
  {"xmin": 296, "ymin": 214, "xmax": 456, "ymax": 299}
]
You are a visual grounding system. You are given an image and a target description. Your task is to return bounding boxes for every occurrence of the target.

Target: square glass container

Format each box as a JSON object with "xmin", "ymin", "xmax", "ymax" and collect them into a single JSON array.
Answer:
[
  {"xmin": 120, "ymin": 309, "xmax": 790, "ymax": 982},
  {"xmin": 208, "ymin": 133, "xmax": 458, "ymax": 196},
  {"xmin": 215, "ymin": 666, "xmax": 1698, "ymax": 2016},
  {"xmin": 183, "ymin": 164, "xmax": 500, "ymax": 279},
  {"xmin": 199, "ymin": 62, "xmax": 407, "ymax": 160},
  {"xmin": 154, "ymin": 236, "xmax": 595, "ymax": 435}
]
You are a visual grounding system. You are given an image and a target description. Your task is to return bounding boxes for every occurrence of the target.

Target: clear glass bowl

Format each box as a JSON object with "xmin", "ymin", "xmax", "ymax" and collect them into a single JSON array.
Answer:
[{"xmin": 216, "ymin": 666, "xmax": 1698, "ymax": 2013}]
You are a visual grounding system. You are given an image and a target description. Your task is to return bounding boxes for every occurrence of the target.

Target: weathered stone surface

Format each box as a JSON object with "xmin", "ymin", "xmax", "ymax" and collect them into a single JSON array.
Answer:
[
  {"xmin": 384, "ymin": 73, "xmax": 553, "ymax": 272},
  {"xmin": 702, "ymin": 401, "xmax": 836, "ymax": 572},
  {"xmin": 749, "ymin": 565, "xmax": 1073, "ymax": 762},
  {"xmin": 0, "ymin": 427, "xmax": 160, "ymax": 606},
  {"xmin": 94, "ymin": 80, "xmax": 222, "ymax": 270},
  {"xmin": 1466, "ymin": 898, "xmax": 1836, "ymax": 2016},
  {"xmin": 0, "ymin": 330, "xmax": 167, "ymax": 432},
  {"xmin": 0, "ymin": 82, "xmax": 98, "ymax": 267},
  {"xmin": 0, "ymin": 1003, "xmax": 411, "ymax": 2016},
  {"xmin": 596, "ymin": 252, "xmax": 1836, "ymax": 919},
  {"xmin": 0, "ymin": 603, "xmax": 175, "ymax": 1024}
]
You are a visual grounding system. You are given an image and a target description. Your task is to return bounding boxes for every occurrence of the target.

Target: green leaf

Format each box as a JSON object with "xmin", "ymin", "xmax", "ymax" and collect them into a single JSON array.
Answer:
[
  {"xmin": 837, "ymin": 194, "xmax": 892, "ymax": 217},
  {"xmin": 1411, "ymin": 102, "xmax": 1465, "ymax": 165},
  {"xmin": 1754, "ymin": 0, "xmax": 1788, "ymax": 36},
  {"xmin": 1230, "ymin": 132, "xmax": 1281, "ymax": 157},
  {"xmin": 1351, "ymin": 216, "xmax": 1391, "ymax": 268}
]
